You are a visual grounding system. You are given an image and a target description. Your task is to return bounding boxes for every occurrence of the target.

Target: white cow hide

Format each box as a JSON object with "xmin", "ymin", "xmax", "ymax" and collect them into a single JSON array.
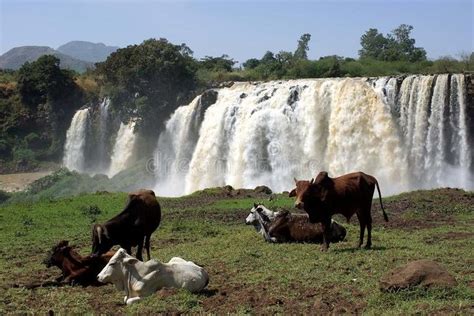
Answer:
[{"xmin": 97, "ymin": 248, "xmax": 209, "ymax": 305}]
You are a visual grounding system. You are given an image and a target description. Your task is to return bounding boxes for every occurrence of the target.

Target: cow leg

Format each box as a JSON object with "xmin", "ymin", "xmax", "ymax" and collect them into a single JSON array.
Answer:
[
  {"xmin": 126, "ymin": 297, "xmax": 141, "ymax": 305},
  {"xmin": 145, "ymin": 234, "xmax": 152, "ymax": 260},
  {"xmin": 357, "ymin": 214, "xmax": 366, "ymax": 248},
  {"xmin": 365, "ymin": 215, "xmax": 372, "ymax": 249},
  {"xmin": 136, "ymin": 238, "xmax": 144, "ymax": 261},
  {"xmin": 320, "ymin": 217, "xmax": 332, "ymax": 252},
  {"xmin": 124, "ymin": 245, "xmax": 132, "ymax": 256}
]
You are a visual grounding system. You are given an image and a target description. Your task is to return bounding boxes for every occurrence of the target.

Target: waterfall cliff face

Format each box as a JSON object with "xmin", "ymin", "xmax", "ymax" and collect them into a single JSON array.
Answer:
[
  {"xmin": 154, "ymin": 74, "xmax": 472, "ymax": 196},
  {"xmin": 63, "ymin": 108, "xmax": 90, "ymax": 172},
  {"xmin": 108, "ymin": 121, "xmax": 137, "ymax": 177}
]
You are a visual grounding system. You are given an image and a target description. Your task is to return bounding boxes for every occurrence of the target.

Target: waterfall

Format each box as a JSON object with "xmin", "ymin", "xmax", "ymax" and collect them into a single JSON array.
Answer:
[
  {"xmin": 63, "ymin": 108, "xmax": 90, "ymax": 172},
  {"xmin": 96, "ymin": 98, "xmax": 111, "ymax": 173},
  {"xmin": 108, "ymin": 121, "xmax": 137, "ymax": 177},
  {"xmin": 154, "ymin": 74, "xmax": 473, "ymax": 196},
  {"xmin": 154, "ymin": 95, "xmax": 208, "ymax": 196}
]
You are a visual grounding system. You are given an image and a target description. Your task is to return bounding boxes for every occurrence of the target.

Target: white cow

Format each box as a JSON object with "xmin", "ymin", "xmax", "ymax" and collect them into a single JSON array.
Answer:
[{"xmin": 97, "ymin": 248, "xmax": 209, "ymax": 305}]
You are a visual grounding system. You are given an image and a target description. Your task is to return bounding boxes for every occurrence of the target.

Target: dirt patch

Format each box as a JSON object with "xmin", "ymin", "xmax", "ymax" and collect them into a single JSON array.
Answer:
[
  {"xmin": 160, "ymin": 185, "xmax": 273, "ymax": 211},
  {"xmin": 424, "ymin": 232, "xmax": 474, "ymax": 244},
  {"xmin": 370, "ymin": 188, "xmax": 474, "ymax": 230},
  {"xmin": 0, "ymin": 171, "xmax": 52, "ymax": 192},
  {"xmin": 202, "ymin": 281, "xmax": 366, "ymax": 314}
]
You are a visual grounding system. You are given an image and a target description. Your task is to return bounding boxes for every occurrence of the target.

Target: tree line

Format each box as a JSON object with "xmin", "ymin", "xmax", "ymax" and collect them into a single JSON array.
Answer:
[{"xmin": 0, "ymin": 24, "xmax": 472, "ymax": 171}]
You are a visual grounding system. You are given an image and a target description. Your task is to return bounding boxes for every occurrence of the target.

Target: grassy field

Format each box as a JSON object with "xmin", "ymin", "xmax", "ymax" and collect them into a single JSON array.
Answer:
[{"xmin": 0, "ymin": 187, "xmax": 473, "ymax": 314}]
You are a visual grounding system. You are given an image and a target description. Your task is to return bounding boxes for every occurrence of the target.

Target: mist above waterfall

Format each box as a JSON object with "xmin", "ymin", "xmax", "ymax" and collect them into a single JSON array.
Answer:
[{"xmin": 154, "ymin": 74, "xmax": 472, "ymax": 196}]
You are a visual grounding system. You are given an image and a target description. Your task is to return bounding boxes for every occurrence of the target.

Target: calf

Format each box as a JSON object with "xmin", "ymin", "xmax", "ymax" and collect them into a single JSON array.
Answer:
[
  {"xmin": 290, "ymin": 171, "xmax": 388, "ymax": 251},
  {"xmin": 43, "ymin": 240, "xmax": 114, "ymax": 286},
  {"xmin": 92, "ymin": 189, "xmax": 161, "ymax": 261},
  {"xmin": 245, "ymin": 204, "xmax": 346, "ymax": 243},
  {"xmin": 97, "ymin": 248, "xmax": 209, "ymax": 305}
]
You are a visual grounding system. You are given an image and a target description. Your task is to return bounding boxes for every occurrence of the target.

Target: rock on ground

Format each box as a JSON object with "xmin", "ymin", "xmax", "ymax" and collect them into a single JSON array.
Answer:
[{"xmin": 379, "ymin": 260, "xmax": 457, "ymax": 292}]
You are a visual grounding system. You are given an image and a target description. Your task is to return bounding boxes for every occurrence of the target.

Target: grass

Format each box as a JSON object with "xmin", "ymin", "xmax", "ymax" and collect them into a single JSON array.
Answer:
[{"xmin": 0, "ymin": 188, "xmax": 473, "ymax": 314}]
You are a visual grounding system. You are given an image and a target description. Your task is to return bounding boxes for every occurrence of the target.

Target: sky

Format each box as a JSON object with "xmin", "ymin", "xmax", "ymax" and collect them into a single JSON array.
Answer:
[{"xmin": 0, "ymin": 0, "xmax": 472, "ymax": 63}]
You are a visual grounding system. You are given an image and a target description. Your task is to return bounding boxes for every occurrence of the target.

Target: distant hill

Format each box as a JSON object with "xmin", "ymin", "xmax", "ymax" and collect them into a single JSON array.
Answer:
[
  {"xmin": 57, "ymin": 41, "xmax": 119, "ymax": 63},
  {"xmin": 0, "ymin": 46, "xmax": 94, "ymax": 73}
]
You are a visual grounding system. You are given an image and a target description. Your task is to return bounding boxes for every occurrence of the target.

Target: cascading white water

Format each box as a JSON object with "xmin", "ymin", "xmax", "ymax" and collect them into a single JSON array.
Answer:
[
  {"xmin": 96, "ymin": 98, "xmax": 111, "ymax": 173},
  {"xmin": 154, "ymin": 74, "xmax": 472, "ymax": 196},
  {"xmin": 153, "ymin": 95, "xmax": 207, "ymax": 196},
  {"xmin": 63, "ymin": 108, "xmax": 90, "ymax": 172},
  {"xmin": 108, "ymin": 121, "xmax": 137, "ymax": 177}
]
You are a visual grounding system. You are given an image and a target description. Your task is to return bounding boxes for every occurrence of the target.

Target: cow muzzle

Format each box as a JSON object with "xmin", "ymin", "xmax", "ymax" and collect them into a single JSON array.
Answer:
[{"xmin": 294, "ymin": 201, "xmax": 304, "ymax": 209}]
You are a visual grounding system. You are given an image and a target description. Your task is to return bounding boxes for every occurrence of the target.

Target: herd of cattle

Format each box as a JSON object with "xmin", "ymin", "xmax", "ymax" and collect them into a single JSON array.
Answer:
[{"xmin": 42, "ymin": 171, "xmax": 388, "ymax": 305}]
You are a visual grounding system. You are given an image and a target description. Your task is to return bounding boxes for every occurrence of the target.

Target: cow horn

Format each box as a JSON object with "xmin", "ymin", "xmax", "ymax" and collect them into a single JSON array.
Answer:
[
  {"xmin": 253, "ymin": 202, "xmax": 258, "ymax": 208},
  {"xmin": 293, "ymin": 177, "xmax": 298, "ymax": 184},
  {"xmin": 310, "ymin": 178, "xmax": 314, "ymax": 184},
  {"xmin": 96, "ymin": 225, "xmax": 102, "ymax": 244}
]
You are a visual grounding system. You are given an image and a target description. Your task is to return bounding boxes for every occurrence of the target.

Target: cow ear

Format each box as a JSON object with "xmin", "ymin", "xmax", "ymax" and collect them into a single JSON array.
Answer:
[
  {"xmin": 289, "ymin": 189, "xmax": 296, "ymax": 197},
  {"xmin": 58, "ymin": 240, "xmax": 69, "ymax": 247},
  {"xmin": 123, "ymin": 257, "xmax": 139, "ymax": 265},
  {"xmin": 315, "ymin": 171, "xmax": 330, "ymax": 186}
]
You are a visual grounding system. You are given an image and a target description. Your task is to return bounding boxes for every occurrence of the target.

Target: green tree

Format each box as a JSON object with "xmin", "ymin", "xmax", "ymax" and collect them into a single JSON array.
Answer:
[
  {"xmin": 242, "ymin": 58, "xmax": 260, "ymax": 70},
  {"xmin": 359, "ymin": 28, "xmax": 388, "ymax": 60},
  {"xmin": 96, "ymin": 38, "xmax": 198, "ymax": 137},
  {"xmin": 200, "ymin": 55, "xmax": 236, "ymax": 72},
  {"xmin": 294, "ymin": 33, "xmax": 311, "ymax": 60},
  {"xmin": 389, "ymin": 24, "xmax": 426, "ymax": 62},
  {"xmin": 359, "ymin": 25, "xmax": 426, "ymax": 62},
  {"xmin": 17, "ymin": 55, "xmax": 77, "ymax": 110},
  {"xmin": 15, "ymin": 55, "xmax": 83, "ymax": 161}
]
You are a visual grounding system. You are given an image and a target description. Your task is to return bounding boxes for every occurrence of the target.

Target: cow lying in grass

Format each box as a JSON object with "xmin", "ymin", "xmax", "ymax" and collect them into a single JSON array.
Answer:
[
  {"xmin": 97, "ymin": 248, "xmax": 209, "ymax": 305},
  {"xmin": 43, "ymin": 240, "xmax": 114, "ymax": 286},
  {"xmin": 245, "ymin": 204, "xmax": 346, "ymax": 243}
]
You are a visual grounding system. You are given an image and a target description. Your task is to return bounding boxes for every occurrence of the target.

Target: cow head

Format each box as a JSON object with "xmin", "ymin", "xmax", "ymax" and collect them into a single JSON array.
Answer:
[
  {"xmin": 97, "ymin": 248, "xmax": 131, "ymax": 287},
  {"xmin": 91, "ymin": 223, "xmax": 113, "ymax": 257},
  {"xmin": 290, "ymin": 172, "xmax": 332, "ymax": 223},
  {"xmin": 246, "ymin": 203, "xmax": 275, "ymax": 226},
  {"xmin": 43, "ymin": 240, "xmax": 71, "ymax": 268},
  {"xmin": 290, "ymin": 178, "xmax": 311, "ymax": 209}
]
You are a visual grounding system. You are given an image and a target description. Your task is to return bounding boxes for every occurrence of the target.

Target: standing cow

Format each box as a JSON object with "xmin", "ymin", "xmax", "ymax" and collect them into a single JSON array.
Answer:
[
  {"xmin": 290, "ymin": 171, "xmax": 388, "ymax": 251},
  {"xmin": 92, "ymin": 189, "xmax": 161, "ymax": 261}
]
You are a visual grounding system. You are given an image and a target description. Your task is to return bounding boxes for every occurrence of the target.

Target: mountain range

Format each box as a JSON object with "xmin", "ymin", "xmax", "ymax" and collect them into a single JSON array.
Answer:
[{"xmin": 0, "ymin": 41, "xmax": 119, "ymax": 73}]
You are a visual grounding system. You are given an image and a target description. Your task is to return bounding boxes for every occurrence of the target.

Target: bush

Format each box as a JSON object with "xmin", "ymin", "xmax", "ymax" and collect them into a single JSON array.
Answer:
[{"xmin": 0, "ymin": 190, "xmax": 11, "ymax": 204}]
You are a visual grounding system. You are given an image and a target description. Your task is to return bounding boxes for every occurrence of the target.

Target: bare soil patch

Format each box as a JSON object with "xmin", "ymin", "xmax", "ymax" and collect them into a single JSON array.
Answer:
[{"xmin": 0, "ymin": 171, "xmax": 52, "ymax": 192}]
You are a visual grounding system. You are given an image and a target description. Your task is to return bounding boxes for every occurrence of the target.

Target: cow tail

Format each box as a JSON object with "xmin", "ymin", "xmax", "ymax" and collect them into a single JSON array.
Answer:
[{"xmin": 375, "ymin": 180, "xmax": 388, "ymax": 222}]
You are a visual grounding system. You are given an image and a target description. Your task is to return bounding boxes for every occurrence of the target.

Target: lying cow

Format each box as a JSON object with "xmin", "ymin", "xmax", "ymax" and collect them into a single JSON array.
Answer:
[
  {"xmin": 290, "ymin": 171, "xmax": 388, "ymax": 251},
  {"xmin": 97, "ymin": 248, "xmax": 209, "ymax": 305},
  {"xmin": 43, "ymin": 240, "xmax": 114, "ymax": 286},
  {"xmin": 92, "ymin": 189, "xmax": 161, "ymax": 261},
  {"xmin": 245, "ymin": 204, "xmax": 280, "ymax": 240},
  {"xmin": 245, "ymin": 204, "xmax": 346, "ymax": 243}
]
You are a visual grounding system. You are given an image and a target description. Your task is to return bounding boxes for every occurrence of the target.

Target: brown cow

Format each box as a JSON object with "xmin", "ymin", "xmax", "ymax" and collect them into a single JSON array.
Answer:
[
  {"xmin": 289, "ymin": 171, "xmax": 388, "ymax": 251},
  {"xmin": 268, "ymin": 210, "xmax": 347, "ymax": 243},
  {"xmin": 43, "ymin": 240, "xmax": 114, "ymax": 286},
  {"xmin": 92, "ymin": 189, "xmax": 161, "ymax": 261}
]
